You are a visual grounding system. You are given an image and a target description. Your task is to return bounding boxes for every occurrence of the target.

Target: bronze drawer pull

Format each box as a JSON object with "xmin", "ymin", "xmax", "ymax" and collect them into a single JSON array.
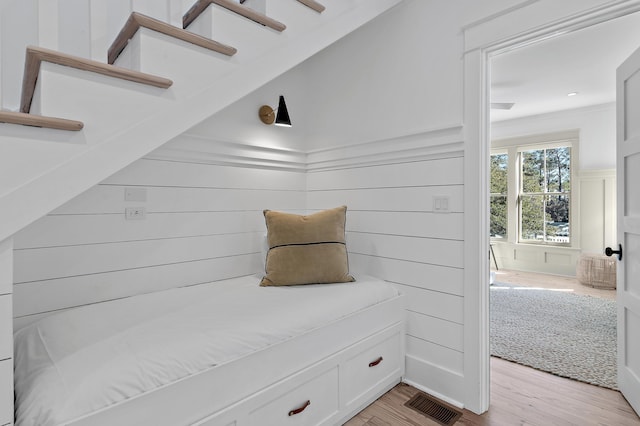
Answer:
[
  {"xmin": 369, "ymin": 356, "xmax": 383, "ymax": 367},
  {"xmin": 288, "ymin": 400, "xmax": 311, "ymax": 416}
]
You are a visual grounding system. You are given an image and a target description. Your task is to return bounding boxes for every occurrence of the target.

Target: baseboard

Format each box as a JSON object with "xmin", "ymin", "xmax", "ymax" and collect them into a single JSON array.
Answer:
[{"xmin": 403, "ymin": 355, "xmax": 465, "ymax": 409}]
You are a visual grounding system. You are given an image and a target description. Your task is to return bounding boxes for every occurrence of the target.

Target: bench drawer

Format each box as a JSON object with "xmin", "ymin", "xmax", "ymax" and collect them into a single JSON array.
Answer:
[
  {"xmin": 343, "ymin": 329, "xmax": 403, "ymax": 405},
  {"xmin": 248, "ymin": 366, "xmax": 338, "ymax": 426}
]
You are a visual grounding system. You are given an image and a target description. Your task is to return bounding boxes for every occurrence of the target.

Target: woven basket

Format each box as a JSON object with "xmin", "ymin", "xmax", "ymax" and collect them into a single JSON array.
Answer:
[{"xmin": 576, "ymin": 254, "xmax": 617, "ymax": 289}]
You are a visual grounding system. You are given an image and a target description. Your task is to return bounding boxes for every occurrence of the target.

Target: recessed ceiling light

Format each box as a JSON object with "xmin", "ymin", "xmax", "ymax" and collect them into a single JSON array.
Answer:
[{"xmin": 567, "ymin": 92, "xmax": 578, "ymax": 97}]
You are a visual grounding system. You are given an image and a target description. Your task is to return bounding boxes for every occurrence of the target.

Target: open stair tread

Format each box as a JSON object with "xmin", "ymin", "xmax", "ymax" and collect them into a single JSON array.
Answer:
[
  {"xmin": 0, "ymin": 110, "xmax": 83, "ymax": 131},
  {"xmin": 183, "ymin": 0, "xmax": 286, "ymax": 32},
  {"xmin": 108, "ymin": 12, "xmax": 237, "ymax": 65},
  {"xmin": 296, "ymin": 0, "xmax": 326, "ymax": 13},
  {"xmin": 21, "ymin": 46, "xmax": 173, "ymax": 113}
]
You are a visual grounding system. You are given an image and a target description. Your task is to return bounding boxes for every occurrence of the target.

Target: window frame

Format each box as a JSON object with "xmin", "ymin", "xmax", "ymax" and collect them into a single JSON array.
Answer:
[
  {"xmin": 490, "ymin": 131, "xmax": 579, "ymax": 248},
  {"xmin": 517, "ymin": 143, "xmax": 572, "ymax": 246}
]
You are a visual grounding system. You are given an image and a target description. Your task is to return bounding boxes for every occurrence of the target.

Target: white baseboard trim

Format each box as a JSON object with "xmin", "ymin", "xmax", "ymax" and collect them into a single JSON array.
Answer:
[{"xmin": 403, "ymin": 354, "xmax": 465, "ymax": 409}]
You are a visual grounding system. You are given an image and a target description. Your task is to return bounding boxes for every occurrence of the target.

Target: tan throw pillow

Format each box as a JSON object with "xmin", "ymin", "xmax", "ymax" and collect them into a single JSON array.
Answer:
[{"xmin": 260, "ymin": 206, "xmax": 355, "ymax": 286}]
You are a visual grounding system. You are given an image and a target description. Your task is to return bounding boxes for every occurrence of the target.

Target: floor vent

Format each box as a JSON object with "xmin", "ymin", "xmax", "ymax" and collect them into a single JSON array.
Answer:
[{"xmin": 404, "ymin": 392, "xmax": 462, "ymax": 426}]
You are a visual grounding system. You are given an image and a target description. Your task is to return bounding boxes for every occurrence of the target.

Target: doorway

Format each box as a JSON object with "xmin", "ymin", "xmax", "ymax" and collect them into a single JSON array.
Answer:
[
  {"xmin": 462, "ymin": 1, "xmax": 640, "ymax": 414},
  {"xmin": 487, "ymin": 9, "xmax": 640, "ymax": 394}
]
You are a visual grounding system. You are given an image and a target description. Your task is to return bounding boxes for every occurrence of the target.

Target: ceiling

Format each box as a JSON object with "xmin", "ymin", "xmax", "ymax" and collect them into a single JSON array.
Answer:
[{"xmin": 490, "ymin": 11, "xmax": 640, "ymax": 122}]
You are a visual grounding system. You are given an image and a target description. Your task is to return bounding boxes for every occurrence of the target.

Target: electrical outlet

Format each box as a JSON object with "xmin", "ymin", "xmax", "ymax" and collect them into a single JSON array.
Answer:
[
  {"xmin": 125, "ymin": 207, "xmax": 146, "ymax": 220},
  {"xmin": 433, "ymin": 196, "xmax": 450, "ymax": 213}
]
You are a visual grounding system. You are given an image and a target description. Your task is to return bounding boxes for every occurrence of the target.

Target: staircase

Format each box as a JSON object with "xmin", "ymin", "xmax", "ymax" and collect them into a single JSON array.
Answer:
[{"xmin": 0, "ymin": 0, "xmax": 403, "ymax": 243}]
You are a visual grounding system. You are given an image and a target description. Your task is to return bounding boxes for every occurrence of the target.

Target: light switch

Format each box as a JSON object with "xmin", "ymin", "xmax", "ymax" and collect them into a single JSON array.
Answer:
[{"xmin": 433, "ymin": 196, "xmax": 450, "ymax": 213}]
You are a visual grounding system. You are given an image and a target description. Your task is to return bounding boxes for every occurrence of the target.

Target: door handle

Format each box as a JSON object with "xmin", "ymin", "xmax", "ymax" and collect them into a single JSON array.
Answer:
[{"xmin": 605, "ymin": 244, "xmax": 623, "ymax": 261}]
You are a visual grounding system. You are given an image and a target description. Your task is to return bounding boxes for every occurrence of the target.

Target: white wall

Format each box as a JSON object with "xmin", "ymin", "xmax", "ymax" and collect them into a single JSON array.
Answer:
[
  {"xmin": 9, "ymin": 0, "xmax": 520, "ymax": 409},
  {"xmin": 306, "ymin": 128, "xmax": 467, "ymax": 405},
  {"xmin": 13, "ymin": 155, "xmax": 306, "ymax": 328},
  {"xmin": 185, "ymin": 0, "xmax": 526, "ymax": 153},
  {"xmin": 163, "ymin": 0, "xmax": 578, "ymax": 410},
  {"xmin": 184, "ymin": 62, "xmax": 311, "ymax": 152},
  {"xmin": 288, "ymin": 0, "xmax": 526, "ymax": 409},
  {"xmin": 492, "ymin": 103, "xmax": 616, "ymax": 170}
]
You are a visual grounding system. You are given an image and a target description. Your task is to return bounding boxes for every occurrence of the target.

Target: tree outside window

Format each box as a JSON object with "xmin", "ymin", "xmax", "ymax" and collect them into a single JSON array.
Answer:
[{"xmin": 490, "ymin": 153, "xmax": 508, "ymax": 239}]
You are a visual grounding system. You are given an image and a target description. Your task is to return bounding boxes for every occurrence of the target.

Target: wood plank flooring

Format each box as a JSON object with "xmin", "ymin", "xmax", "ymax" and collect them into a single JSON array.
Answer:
[
  {"xmin": 492, "ymin": 269, "xmax": 616, "ymax": 300},
  {"xmin": 346, "ymin": 358, "xmax": 640, "ymax": 425},
  {"xmin": 346, "ymin": 270, "xmax": 639, "ymax": 425}
]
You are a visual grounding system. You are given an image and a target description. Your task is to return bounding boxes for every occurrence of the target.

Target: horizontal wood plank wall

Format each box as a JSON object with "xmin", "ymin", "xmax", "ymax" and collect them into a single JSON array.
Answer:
[
  {"xmin": 13, "ymin": 156, "xmax": 306, "ymax": 328},
  {"xmin": 306, "ymin": 125, "xmax": 466, "ymax": 404}
]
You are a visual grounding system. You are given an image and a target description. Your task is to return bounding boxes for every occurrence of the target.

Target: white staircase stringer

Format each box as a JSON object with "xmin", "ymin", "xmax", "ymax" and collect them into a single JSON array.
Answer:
[{"xmin": 0, "ymin": 0, "xmax": 404, "ymax": 243}]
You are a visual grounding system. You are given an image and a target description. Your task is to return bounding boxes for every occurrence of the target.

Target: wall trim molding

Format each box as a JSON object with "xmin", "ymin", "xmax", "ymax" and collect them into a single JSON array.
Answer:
[
  {"xmin": 461, "ymin": 0, "xmax": 539, "ymax": 32},
  {"xmin": 579, "ymin": 168, "xmax": 616, "ymax": 179},
  {"xmin": 404, "ymin": 355, "xmax": 465, "ymax": 409},
  {"xmin": 147, "ymin": 134, "xmax": 308, "ymax": 171},
  {"xmin": 307, "ymin": 124, "xmax": 463, "ymax": 171},
  {"xmin": 464, "ymin": 0, "xmax": 640, "ymax": 54},
  {"xmin": 148, "ymin": 125, "xmax": 465, "ymax": 171}
]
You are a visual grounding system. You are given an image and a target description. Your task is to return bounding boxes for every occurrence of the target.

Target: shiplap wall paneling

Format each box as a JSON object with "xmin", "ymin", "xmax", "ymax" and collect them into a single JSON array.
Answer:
[
  {"xmin": 0, "ymin": 238, "xmax": 13, "ymax": 426},
  {"xmin": 0, "ymin": 238, "xmax": 13, "ymax": 359},
  {"xmin": 579, "ymin": 169, "xmax": 616, "ymax": 253},
  {"xmin": 308, "ymin": 186, "xmax": 464, "ymax": 214},
  {"xmin": 15, "ymin": 211, "xmax": 265, "ymax": 248},
  {"xmin": 347, "ymin": 233, "xmax": 463, "ymax": 268},
  {"xmin": 348, "ymin": 254, "xmax": 463, "ymax": 296},
  {"xmin": 307, "ymin": 152, "xmax": 465, "ymax": 403},
  {"xmin": 14, "ymin": 233, "xmax": 259, "ymax": 283},
  {"xmin": 0, "ymin": 239, "xmax": 11, "ymax": 297},
  {"xmin": 346, "ymin": 210, "xmax": 464, "ymax": 240},
  {"xmin": 103, "ymin": 158, "xmax": 305, "ymax": 189},
  {"xmin": 13, "ymin": 254, "xmax": 257, "ymax": 320},
  {"xmin": 13, "ymin": 158, "xmax": 306, "ymax": 327},
  {"xmin": 50, "ymin": 186, "xmax": 304, "ymax": 215}
]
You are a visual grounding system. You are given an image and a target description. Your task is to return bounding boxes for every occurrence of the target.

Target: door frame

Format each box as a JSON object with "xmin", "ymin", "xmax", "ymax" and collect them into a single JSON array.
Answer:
[{"xmin": 462, "ymin": 0, "xmax": 640, "ymax": 414}]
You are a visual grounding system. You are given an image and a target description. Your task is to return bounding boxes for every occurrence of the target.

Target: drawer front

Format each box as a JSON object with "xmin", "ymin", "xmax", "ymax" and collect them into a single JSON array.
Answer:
[
  {"xmin": 343, "ymin": 331, "xmax": 403, "ymax": 405},
  {"xmin": 0, "ymin": 296, "xmax": 11, "ymax": 360},
  {"xmin": 248, "ymin": 366, "xmax": 338, "ymax": 426},
  {"xmin": 0, "ymin": 360, "xmax": 13, "ymax": 426}
]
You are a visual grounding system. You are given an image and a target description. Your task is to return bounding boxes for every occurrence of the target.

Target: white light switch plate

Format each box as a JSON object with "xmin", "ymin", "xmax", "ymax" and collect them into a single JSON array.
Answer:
[{"xmin": 433, "ymin": 196, "xmax": 450, "ymax": 213}]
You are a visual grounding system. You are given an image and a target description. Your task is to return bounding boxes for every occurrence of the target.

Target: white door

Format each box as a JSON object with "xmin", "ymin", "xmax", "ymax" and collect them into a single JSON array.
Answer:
[{"xmin": 614, "ymin": 44, "xmax": 640, "ymax": 416}]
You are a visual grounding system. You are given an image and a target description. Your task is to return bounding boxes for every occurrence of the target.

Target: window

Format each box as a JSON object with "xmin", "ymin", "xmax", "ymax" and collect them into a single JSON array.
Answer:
[
  {"xmin": 490, "ymin": 153, "xmax": 508, "ymax": 239},
  {"xmin": 491, "ymin": 133, "xmax": 576, "ymax": 248},
  {"xmin": 519, "ymin": 146, "xmax": 571, "ymax": 244}
]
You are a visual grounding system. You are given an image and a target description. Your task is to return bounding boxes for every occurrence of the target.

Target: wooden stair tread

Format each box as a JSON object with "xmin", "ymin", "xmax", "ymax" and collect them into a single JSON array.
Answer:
[
  {"xmin": 183, "ymin": 0, "xmax": 286, "ymax": 32},
  {"xmin": 297, "ymin": 0, "xmax": 325, "ymax": 13},
  {"xmin": 108, "ymin": 12, "xmax": 237, "ymax": 65},
  {"xmin": 0, "ymin": 110, "xmax": 84, "ymax": 131},
  {"xmin": 21, "ymin": 46, "xmax": 173, "ymax": 113}
]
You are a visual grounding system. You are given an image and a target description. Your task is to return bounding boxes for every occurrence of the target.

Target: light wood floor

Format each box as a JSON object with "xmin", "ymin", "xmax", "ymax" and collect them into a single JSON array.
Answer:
[
  {"xmin": 492, "ymin": 268, "xmax": 616, "ymax": 300},
  {"xmin": 345, "ymin": 270, "xmax": 639, "ymax": 425},
  {"xmin": 346, "ymin": 358, "xmax": 640, "ymax": 425}
]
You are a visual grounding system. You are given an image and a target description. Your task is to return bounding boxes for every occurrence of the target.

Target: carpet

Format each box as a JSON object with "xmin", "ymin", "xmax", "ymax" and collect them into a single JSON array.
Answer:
[{"xmin": 490, "ymin": 283, "xmax": 617, "ymax": 389}]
